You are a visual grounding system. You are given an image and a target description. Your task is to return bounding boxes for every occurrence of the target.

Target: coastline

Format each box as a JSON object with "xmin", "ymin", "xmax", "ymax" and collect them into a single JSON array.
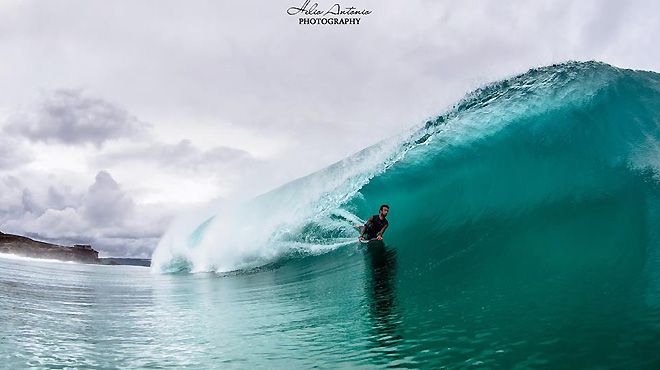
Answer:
[
  {"xmin": 0, "ymin": 231, "xmax": 99, "ymax": 264},
  {"xmin": 0, "ymin": 231, "xmax": 150, "ymax": 266}
]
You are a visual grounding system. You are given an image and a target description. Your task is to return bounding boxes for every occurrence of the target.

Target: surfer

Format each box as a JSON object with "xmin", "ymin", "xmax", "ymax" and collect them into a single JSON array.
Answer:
[{"xmin": 357, "ymin": 204, "xmax": 389, "ymax": 242}]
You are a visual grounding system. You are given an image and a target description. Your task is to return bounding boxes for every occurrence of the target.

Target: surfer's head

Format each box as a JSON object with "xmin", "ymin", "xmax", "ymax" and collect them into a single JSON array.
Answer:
[{"xmin": 379, "ymin": 204, "xmax": 389, "ymax": 218}]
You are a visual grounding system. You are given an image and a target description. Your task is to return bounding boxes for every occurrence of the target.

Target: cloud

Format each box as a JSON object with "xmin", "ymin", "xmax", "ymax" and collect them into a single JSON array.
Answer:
[
  {"xmin": 93, "ymin": 139, "xmax": 278, "ymax": 198},
  {"xmin": 0, "ymin": 175, "xmax": 25, "ymax": 220},
  {"xmin": 82, "ymin": 170, "xmax": 135, "ymax": 226},
  {"xmin": 0, "ymin": 170, "xmax": 174, "ymax": 258},
  {"xmin": 4, "ymin": 89, "xmax": 149, "ymax": 147},
  {"xmin": 0, "ymin": 136, "xmax": 33, "ymax": 170},
  {"xmin": 96, "ymin": 139, "xmax": 255, "ymax": 173}
]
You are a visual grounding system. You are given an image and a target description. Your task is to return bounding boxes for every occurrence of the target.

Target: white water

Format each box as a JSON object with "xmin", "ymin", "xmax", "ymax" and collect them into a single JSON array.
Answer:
[{"xmin": 151, "ymin": 132, "xmax": 414, "ymax": 273}]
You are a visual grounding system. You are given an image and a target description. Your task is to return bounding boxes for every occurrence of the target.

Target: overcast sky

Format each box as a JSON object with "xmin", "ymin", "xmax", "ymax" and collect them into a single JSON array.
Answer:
[{"xmin": 0, "ymin": 0, "xmax": 657, "ymax": 257}]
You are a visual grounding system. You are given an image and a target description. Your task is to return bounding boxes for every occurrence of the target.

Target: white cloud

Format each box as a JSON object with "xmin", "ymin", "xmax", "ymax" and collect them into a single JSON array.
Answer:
[
  {"xmin": 0, "ymin": 135, "xmax": 33, "ymax": 170},
  {"xmin": 96, "ymin": 139, "xmax": 255, "ymax": 174},
  {"xmin": 5, "ymin": 89, "xmax": 149, "ymax": 147},
  {"xmin": 82, "ymin": 171, "xmax": 135, "ymax": 226}
]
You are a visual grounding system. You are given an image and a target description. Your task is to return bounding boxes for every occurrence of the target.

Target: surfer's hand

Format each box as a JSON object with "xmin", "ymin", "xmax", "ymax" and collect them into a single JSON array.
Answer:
[{"xmin": 377, "ymin": 235, "xmax": 383, "ymax": 241}]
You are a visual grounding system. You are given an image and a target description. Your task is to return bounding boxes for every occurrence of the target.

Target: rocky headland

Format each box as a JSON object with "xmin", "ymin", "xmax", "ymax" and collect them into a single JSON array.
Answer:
[{"xmin": 0, "ymin": 231, "xmax": 100, "ymax": 264}]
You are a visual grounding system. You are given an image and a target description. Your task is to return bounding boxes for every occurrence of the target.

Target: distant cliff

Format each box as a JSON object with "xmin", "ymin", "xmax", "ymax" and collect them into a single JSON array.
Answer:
[
  {"xmin": 0, "ymin": 231, "xmax": 99, "ymax": 264},
  {"xmin": 99, "ymin": 258, "xmax": 151, "ymax": 267}
]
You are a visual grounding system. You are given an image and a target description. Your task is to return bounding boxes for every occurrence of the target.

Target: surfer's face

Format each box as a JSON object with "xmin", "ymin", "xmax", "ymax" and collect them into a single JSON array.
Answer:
[{"xmin": 380, "ymin": 207, "xmax": 389, "ymax": 218}]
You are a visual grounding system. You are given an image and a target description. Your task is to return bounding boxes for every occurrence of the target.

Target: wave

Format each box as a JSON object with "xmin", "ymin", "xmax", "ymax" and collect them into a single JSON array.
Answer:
[{"xmin": 151, "ymin": 61, "xmax": 660, "ymax": 274}]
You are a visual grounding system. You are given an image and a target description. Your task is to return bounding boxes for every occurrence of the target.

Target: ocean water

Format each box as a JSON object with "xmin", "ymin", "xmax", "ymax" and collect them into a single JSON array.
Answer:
[{"xmin": 2, "ymin": 61, "xmax": 660, "ymax": 368}]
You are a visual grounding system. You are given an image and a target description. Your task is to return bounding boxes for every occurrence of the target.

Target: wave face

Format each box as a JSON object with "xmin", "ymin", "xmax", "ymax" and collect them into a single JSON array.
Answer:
[
  {"xmin": 154, "ymin": 61, "xmax": 660, "ymax": 367},
  {"xmin": 152, "ymin": 61, "xmax": 660, "ymax": 276}
]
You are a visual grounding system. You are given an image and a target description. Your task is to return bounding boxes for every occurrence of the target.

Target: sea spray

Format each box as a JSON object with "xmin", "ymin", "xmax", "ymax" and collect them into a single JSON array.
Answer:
[{"xmin": 151, "ymin": 133, "xmax": 412, "ymax": 273}]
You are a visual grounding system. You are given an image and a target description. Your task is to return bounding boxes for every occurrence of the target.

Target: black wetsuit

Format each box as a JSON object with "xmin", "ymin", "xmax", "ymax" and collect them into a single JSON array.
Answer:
[{"xmin": 364, "ymin": 214, "xmax": 388, "ymax": 239}]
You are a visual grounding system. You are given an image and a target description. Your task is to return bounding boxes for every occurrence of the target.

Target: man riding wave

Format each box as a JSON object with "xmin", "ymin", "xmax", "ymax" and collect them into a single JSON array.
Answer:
[{"xmin": 357, "ymin": 204, "xmax": 389, "ymax": 241}]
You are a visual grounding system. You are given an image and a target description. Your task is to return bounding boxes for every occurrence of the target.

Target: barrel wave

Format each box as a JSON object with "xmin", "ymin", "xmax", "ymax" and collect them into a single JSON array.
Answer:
[
  {"xmin": 152, "ymin": 61, "xmax": 660, "ymax": 276},
  {"xmin": 147, "ymin": 62, "xmax": 660, "ymax": 366},
  {"xmin": 149, "ymin": 61, "xmax": 660, "ymax": 366}
]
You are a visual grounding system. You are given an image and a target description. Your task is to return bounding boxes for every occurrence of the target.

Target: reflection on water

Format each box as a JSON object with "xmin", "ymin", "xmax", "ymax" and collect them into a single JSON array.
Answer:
[{"xmin": 363, "ymin": 243, "xmax": 404, "ymax": 363}]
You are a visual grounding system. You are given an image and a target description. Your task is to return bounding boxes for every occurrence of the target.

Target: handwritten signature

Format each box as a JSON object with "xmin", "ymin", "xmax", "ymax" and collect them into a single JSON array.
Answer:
[{"xmin": 287, "ymin": 0, "xmax": 372, "ymax": 16}]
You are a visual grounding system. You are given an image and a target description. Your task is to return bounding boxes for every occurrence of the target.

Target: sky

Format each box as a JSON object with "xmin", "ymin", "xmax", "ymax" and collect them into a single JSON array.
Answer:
[{"xmin": 0, "ymin": 0, "xmax": 658, "ymax": 257}]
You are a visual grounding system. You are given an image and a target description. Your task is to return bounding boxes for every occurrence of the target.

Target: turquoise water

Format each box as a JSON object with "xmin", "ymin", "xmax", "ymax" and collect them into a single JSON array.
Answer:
[{"xmin": 2, "ymin": 62, "xmax": 660, "ymax": 368}]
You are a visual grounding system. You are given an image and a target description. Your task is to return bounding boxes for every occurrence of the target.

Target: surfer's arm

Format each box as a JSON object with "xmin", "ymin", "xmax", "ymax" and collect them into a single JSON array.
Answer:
[
  {"xmin": 363, "ymin": 216, "xmax": 373, "ymax": 231},
  {"xmin": 358, "ymin": 216, "xmax": 374, "ymax": 239},
  {"xmin": 376, "ymin": 224, "xmax": 388, "ymax": 240}
]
